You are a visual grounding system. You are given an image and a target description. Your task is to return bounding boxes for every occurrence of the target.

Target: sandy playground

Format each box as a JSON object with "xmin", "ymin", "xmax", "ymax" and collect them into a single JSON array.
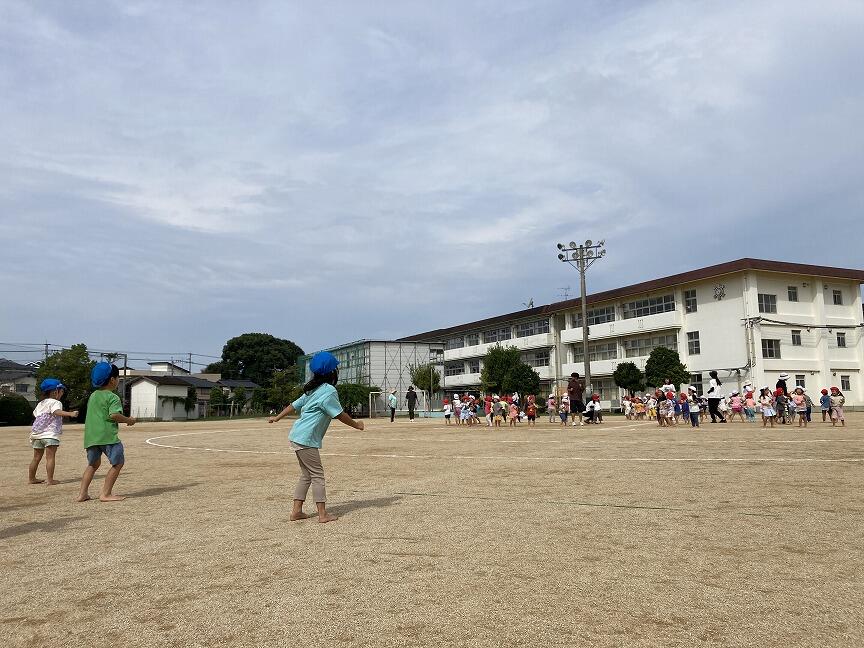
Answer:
[{"xmin": 1, "ymin": 414, "xmax": 863, "ymax": 647}]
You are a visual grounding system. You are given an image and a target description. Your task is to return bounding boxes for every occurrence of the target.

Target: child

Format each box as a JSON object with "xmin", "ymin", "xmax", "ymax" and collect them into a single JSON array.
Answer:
[
  {"xmin": 558, "ymin": 401, "xmax": 568, "ymax": 426},
  {"xmin": 508, "ymin": 401, "xmax": 518, "ymax": 427},
  {"xmin": 665, "ymin": 391, "xmax": 676, "ymax": 426},
  {"xmin": 269, "ymin": 351, "xmax": 364, "ymax": 523},
  {"xmin": 492, "ymin": 396, "xmax": 504, "ymax": 427},
  {"xmin": 687, "ymin": 387, "xmax": 700, "ymax": 427},
  {"xmin": 744, "ymin": 390, "xmax": 757, "ymax": 422},
  {"xmin": 547, "ymin": 395, "xmax": 557, "ymax": 423},
  {"xmin": 442, "ymin": 399, "xmax": 452, "ymax": 425},
  {"xmin": 803, "ymin": 389, "xmax": 814, "ymax": 423},
  {"xmin": 461, "ymin": 399, "xmax": 472, "ymax": 426},
  {"xmin": 634, "ymin": 398, "xmax": 646, "ymax": 420},
  {"xmin": 29, "ymin": 378, "xmax": 78, "ymax": 485},
  {"xmin": 453, "ymin": 394, "xmax": 462, "ymax": 426},
  {"xmin": 830, "ymin": 387, "xmax": 846, "ymax": 427},
  {"xmin": 792, "ymin": 387, "xmax": 808, "ymax": 428},
  {"xmin": 774, "ymin": 389, "xmax": 788, "ymax": 425},
  {"xmin": 583, "ymin": 394, "xmax": 602, "ymax": 424},
  {"xmin": 623, "ymin": 396, "xmax": 632, "ymax": 420},
  {"xmin": 728, "ymin": 391, "xmax": 745, "ymax": 423},
  {"xmin": 525, "ymin": 398, "xmax": 537, "ymax": 427},
  {"xmin": 820, "ymin": 389, "xmax": 831, "ymax": 422},
  {"xmin": 680, "ymin": 392, "xmax": 690, "ymax": 424},
  {"xmin": 78, "ymin": 363, "xmax": 136, "ymax": 502},
  {"xmin": 760, "ymin": 388, "xmax": 776, "ymax": 428}
]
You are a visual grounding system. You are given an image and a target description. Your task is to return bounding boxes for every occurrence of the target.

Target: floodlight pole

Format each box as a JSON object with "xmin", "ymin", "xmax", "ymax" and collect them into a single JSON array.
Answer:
[{"xmin": 557, "ymin": 240, "xmax": 606, "ymax": 395}]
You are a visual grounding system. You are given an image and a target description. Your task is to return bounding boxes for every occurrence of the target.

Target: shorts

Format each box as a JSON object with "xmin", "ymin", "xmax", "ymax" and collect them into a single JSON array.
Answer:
[
  {"xmin": 444, "ymin": 414, "xmax": 451, "ymax": 419},
  {"xmin": 31, "ymin": 438, "xmax": 60, "ymax": 449},
  {"xmin": 86, "ymin": 442, "xmax": 125, "ymax": 466},
  {"xmin": 559, "ymin": 412, "xmax": 567, "ymax": 422},
  {"xmin": 527, "ymin": 415, "xmax": 536, "ymax": 422},
  {"xmin": 494, "ymin": 415, "xmax": 503, "ymax": 423},
  {"xmin": 570, "ymin": 400, "xmax": 585, "ymax": 414}
]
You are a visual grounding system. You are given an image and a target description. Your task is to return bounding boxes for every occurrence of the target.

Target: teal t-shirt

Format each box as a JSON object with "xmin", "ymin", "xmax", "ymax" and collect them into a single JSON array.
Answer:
[{"xmin": 288, "ymin": 383, "xmax": 343, "ymax": 449}]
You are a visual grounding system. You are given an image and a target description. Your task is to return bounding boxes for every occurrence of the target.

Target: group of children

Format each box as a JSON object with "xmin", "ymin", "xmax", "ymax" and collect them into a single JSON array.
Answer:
[
  {"xmin": 442, "ymin": 392, "xmax": 541, "ymax": 427},
  {"xmin": 28, "ymin": 362, "xmax": 136, "ymax": 502},
  {"xmin": 621, "ymin": 381, "xmax": 847, "ymax": 429}
]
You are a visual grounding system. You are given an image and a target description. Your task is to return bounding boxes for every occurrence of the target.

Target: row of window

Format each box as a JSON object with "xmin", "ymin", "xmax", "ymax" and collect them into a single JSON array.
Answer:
[
  {"xmin": 448, "ymin": 320, "xmax": 551, "ymax": 349},
  {"xmin": 759, "ymin": 289, "xmax": 844, "ymax": 313},
  {"xmin": 762, "ymin": 331, "xmax": 850, "ymax": 358},
  {"xmin": 444, "ymin": 351, "xmax": 552, "ymax": 376}
]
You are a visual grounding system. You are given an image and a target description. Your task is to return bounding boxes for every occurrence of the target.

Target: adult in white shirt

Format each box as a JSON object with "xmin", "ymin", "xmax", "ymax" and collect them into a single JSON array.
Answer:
[
  {"xmin": 660, "ymin": 378, "xmax": 676, "ymax": 394},
  {"xmin": 706, "ymin": 370, "xmax": 727, "ymax": 423}
]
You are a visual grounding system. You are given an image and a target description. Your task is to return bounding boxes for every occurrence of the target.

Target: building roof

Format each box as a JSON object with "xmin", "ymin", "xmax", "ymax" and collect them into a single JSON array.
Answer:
[
  {"xmin": 146, "ymin": 361, "xmax": 190, "ymax": 374},
  {"xmin": 128, "ymin": 375, "xmax": 193, "ymax": 387},
  {"xmin": 398, "ymin": 258, "xmax": 864, "ymax": 342},
  {"xmin": 218, "ymin": 379, "xmax": 259, "ymax": 389},
  {"xmin": 181, "ymin": 376, "xmax": 220, "ymax": 390}
]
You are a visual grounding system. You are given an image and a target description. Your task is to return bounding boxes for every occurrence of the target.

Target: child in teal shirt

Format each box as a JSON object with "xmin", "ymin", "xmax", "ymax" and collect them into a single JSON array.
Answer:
[{"xmin": 269, "ymin": 352, "xmax": 363, "ymax": 523}]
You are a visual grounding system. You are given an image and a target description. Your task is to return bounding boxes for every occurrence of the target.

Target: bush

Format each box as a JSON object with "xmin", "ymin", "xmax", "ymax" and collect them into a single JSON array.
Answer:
[{"xmin": 0, "ymin": 395, "xmax": 34, "ymax": 426}]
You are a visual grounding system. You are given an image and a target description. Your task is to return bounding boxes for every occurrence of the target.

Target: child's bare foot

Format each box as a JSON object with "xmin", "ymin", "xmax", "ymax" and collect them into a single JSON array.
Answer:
[
  {"xmin": 318, "ymin": 513, "xmax": 338, "ymax": 524},
  {"xmin": 77, "ymin": 494, "xmax": 91, "ymax": 502},
  {"xmin": 45, "ymin": 480, "xmax": 60, "ymax": 486},
  {"xmin": 289, "ymin": 512, "xmax": 310, "ymax": 521},
  {"xmin": 29, "ymin": 478, "xmax": 45, "ymax": 484},
  {"xmin": 99, "ymin": 494, "xmax": 126, "ymax": 502}
]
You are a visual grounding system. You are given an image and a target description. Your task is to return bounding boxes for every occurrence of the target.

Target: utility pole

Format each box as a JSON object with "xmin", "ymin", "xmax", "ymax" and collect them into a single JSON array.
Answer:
[
  {"xmin": 188, "ymin": 352, "xmax": 193, "ymax": 374},
  {"xmin": 557, "ymin": 239, "xmax": 607, "ymax": 394}
]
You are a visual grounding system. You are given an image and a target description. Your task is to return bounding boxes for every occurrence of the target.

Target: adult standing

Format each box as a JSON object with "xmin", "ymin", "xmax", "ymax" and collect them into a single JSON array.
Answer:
[
  {"xmin": 776, "ymin": 373, "xmax": 789, "ymax": 396},
  {"xmin": 706, "ymin": 370, "xmax": 726, "ymax": 423},
  {"xmin": 567, "ymin": 372, "xmax": 586, "ymax": 427},
  {"xmin": 406, "ymin": 386, "xmax": 418, "ymax": 421},
  {"xmin": 387, "ymin": 389, "xmax": 397, "ymax": 422}
]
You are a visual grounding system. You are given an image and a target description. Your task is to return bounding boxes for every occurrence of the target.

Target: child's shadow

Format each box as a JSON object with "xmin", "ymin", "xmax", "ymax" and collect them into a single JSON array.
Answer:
[
  {"xmin": 124, "ymin": 482, "xmax": 201, "ymax": 498},
  {"xmin": 328, "ymin": 495, "xmax": 401, "ymax": 517}
]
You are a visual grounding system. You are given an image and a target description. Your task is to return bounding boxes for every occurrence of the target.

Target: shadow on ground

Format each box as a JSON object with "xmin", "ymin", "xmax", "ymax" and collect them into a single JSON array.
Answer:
[
  {"xmin": 124, "ymin": 482, "xmax": 201, "ymax": 498},
  {"xmin": 0, "ymin": 516, "xmax": 88, "ymax": 540},
  {"xmin": 328, "ymin": 495, "xmax": 401, "ymax": 516}
]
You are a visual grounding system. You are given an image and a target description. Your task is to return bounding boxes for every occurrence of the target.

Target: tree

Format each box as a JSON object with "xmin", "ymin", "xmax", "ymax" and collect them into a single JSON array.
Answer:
[
  {"xmin": 480, "ymin": 345, "xmax": 540, "ymax": 397},
  {"xmin": 480, "ymin": 345, "xmax": 522, "ymax": 394},
  {"xmin": 644, "ymin": 347, "xmax": 689, "ymax": 390},
  {"xmin": 35, "ymin": 344, "xmax": 95, "ymax": 408},
  {"xmin": 209, "ymin": 387, "xmax": 225, "ymax": 407},
  {"xmin": 219, "ymin": 333, "xmax": 304, "ymax": 386},
  {"xmin": 613, "ymin": 362, "xmax": 645, "ymax": 395},
  {"xmin": 268, "ymin": 369, "xmax": 298, "ymax": 409},
  {"xmin": 232, "ymin": 386, "xmax": 247, "ymax": 413},
  {"xmin": 502, "ymin": 362, "xmax": 541, "ymax": 398},
  {"xmin": 409, "ymin": 362, "xmax": 441, "ymax": 395},
  {"xmin": 336, "ymin": 383, "xmax": 378, "ymax": 417},
  {"xmin": 203, "ymin": 361, "xmax": 223, "ymax": 374},
  {"xmin": 0, "ymin": 395, "xmax": 32, "ymax": 426}
]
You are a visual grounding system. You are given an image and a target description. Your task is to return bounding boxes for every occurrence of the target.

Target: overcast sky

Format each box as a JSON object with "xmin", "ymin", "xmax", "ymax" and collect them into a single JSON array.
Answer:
[{"xmin": 1, "ymin": 0, "xmax": 862, "ymax": 367}]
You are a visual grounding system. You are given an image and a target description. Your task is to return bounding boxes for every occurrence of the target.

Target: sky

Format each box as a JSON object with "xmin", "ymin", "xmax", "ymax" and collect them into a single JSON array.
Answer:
[{"xmin": 1, "ymin": 0, "xmax": 863, "ymax": 368}]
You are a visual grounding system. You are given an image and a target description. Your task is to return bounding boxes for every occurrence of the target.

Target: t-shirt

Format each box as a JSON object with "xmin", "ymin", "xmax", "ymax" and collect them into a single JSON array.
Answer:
[
  {"xmin": 443, "ymin": 404, "xmax": 452, "ymax": 415},
  {"xmin": 387, "ymin": 393, "xmax": 397, "ymax": 408},
  {"xmin": 31, "ymin": 398, "xmax": 63, "ymax": 440},
  {"xmin": 526, "ymin": 404, "xmax": 537, "ymax": 416},
  {"xmin": 84, "ymin": 390, "xmax": 123, "ymax": 448},
  {"xmin": 567, "ymin": 378, "xmax": 584, "ymax": 400},
  {"xmin": 288, "ymin": 383, "xmax": 344, "ymax": 449},
  {"xmin": 406, "ymin": 390, "xmax": 418, "ymax": 405}
]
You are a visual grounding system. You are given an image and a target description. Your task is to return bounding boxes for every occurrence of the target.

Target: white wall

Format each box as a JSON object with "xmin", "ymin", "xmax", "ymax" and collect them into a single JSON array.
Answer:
[{"xmin": 130, "ymin": 381, "xmax": 158, "ymax": 419}]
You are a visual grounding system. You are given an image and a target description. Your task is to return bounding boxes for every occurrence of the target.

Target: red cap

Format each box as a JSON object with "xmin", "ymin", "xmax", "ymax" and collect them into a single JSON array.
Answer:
[{"xmin": 821, "ymin": 389, "xmax": 828, "ymax": 395}]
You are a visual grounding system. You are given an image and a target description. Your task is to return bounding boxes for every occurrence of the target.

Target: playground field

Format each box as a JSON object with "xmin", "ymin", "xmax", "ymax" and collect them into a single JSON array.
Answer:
[{"xmin": 1, "ymin": 415, "xmax": 862, "ymax": 647}]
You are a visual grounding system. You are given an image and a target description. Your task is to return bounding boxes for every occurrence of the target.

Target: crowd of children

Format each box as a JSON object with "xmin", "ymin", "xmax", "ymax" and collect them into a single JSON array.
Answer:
[{"xmin": 442, "ymin": 391, "xmax": 604, "ymax": 427}]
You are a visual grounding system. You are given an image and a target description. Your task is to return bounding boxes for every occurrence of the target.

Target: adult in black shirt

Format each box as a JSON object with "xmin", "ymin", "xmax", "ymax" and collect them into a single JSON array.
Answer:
[
  {"xmin": 567, "ymin": 373, "xmax": 585, "ymax": 425},
  {"xmin": 406, "ymin": 386, "xmax": 418, "ymax": 421}
]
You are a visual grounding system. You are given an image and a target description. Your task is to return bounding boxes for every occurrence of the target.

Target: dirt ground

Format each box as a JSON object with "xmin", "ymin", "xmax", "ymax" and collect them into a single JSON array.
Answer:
[{"xmin": 1, "ymin": 413, "xmax": 862, "ymax": 647}]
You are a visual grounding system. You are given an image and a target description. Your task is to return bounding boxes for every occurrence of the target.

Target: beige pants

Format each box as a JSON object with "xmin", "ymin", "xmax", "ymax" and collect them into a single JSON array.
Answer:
[{"xmin": 293, "ymin": 445, "xmax": 326, "ymax": 503}]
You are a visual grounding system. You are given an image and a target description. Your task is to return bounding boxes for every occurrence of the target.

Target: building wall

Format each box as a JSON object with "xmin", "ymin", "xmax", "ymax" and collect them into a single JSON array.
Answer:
[
  {"xmin": 130, "ymin": 381, "xmax": 158, "ymax": 419},
  {"xmin": 156, "ymin": 385, "xmax": 194, "ymax": 421}
]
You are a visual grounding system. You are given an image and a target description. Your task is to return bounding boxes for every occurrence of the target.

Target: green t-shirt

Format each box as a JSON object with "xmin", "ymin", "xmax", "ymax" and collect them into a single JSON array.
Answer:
[{"xmin": 84, "ymin": 389, "xmax": 123, "ymax": 447}]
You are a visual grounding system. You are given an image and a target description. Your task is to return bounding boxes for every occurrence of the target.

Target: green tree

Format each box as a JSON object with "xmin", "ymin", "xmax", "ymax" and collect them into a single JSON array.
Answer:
[
  {"xmin": 251, "ymin": 387, "xmax": 269, "ymax": 412},
  {"xmin": 35, "ymin": 344, "xmax": 95, "ymax": 407},
  {"xmin": 336, "ymin": 383, "xmax": 378, "ymax": 417},
  {"xmin": 232, "ymin": 386, "xmax": 247, "ymax": 412},
  {"xmin": 409, "ymin": 362, "xmax": 441, "ymax": 395},
  {"xmin": 219, "ymin": 333, "xmax": 304, "ymax": 386},
  {"xmin": 0, "ymin": 394, "xmax": 33, "ymax": 426},
  {"xmin": 613, "ymin": 362, "xmax": 645, "ymax": 395},
  {"xmin": 203, "ymin": 361, "xmax": 223, "ymax": 374},
  {"xmin": 184, "ymin": 387, "xmax": 197, "ymax": 414},
  {"xmin": 502, "ymin": 362, "xmax": 541, "ymax": 398},
  {"xmin": 480, "ymin": 345, "xmax": 522, "ymax": 394},
  {"xmin": 209, "ymin": 386, "xmax": 225, "ymax": 406},
  {"xmin": 268, "ymin": 369, "xmax": 298, "ymax": 409},
  {"xmin": 644, "ymin": 347, "xmax": 689, "ymax": 390}
]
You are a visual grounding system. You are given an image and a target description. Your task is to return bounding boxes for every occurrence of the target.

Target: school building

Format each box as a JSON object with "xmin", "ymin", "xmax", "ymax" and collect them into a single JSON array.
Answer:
[{"xmin": 398, "ymin": 259, "xmax": 864, "ymax": 408}]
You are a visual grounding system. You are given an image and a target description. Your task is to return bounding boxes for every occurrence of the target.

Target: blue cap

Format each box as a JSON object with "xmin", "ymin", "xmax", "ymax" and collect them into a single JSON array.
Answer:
[
  {"xmin": 309, "ymin": 351, "xmax": 339, "ymax": 375},
  {"xmin": 91, "ymin": 361, "xmax": 115, "ymax": 387},
  {"xmin": 39, "ymin": 378, "xmax": 66, "ymax": 392}
]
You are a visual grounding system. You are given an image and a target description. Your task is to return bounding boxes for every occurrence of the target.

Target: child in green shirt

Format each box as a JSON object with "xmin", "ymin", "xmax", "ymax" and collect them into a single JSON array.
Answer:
[{"xmin": 78, "ymin": 362, "xmax": 136, "ymax": 502}]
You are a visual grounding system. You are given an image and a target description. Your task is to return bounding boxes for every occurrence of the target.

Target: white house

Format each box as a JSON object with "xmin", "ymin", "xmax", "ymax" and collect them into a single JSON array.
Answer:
[
  {"xmin": 399, "ymin": 259, "xmax": 864, "ymax": 408},
  {"xmin": 129, "ymin": 376, "xmax": 198, "ymax": 421}
]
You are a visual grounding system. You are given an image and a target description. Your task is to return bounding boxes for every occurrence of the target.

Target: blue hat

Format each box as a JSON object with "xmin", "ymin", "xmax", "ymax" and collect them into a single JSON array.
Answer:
[
  {"xmin": 39, "ymin": 378, "xmax": 66, "ymax": 392},
  {"xmin": 91, "ymin": 361, "xmax": 115, "ymax": 387},
  {"xmin": 309, "ymin": 351, "xmax": 339, "ymax": 375}
]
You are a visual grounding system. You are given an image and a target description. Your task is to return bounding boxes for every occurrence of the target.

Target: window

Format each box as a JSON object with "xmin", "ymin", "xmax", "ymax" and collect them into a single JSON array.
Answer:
[
  {"xmin": 467, "ymin": 359, "xmax": 480, "ymax": 374},
  {"xmin": 523, "ymin": 350, "xmax": 550, "ymax": 367},
  {"xmin": 832, "ymin": 289, "xmax": 843, "ymax": 305},
  {"xmin": 572, "ymin": 306, "xmax": 616, "ymax": 328},
  {"xmin": 841, "ymin": 375, "xmax": 851, "ymax": 391},
  {"xmin": 483, "ymin": 327, "xmax": 512, "ymax": 344},
  {"xmin": 465, "ymin": 333, "xmax": 479, "ymax": 347},
  {"xmin": 623, "ymin": 333, "xmax": 678, "ymax": 358},
  {"xmin": 761, "ymin": 339, "xmax": 781, "ymax": 359},
  {"xmin": 446, "ymin": 337, "xmax": 464, "ymax": 350},
  {"xmin": 787, "ymin": 286, "xmax": 798, "ymax": 302},
  {"xmin": 795, "ymin": 374, "xmax": 806, "ymax": 388},
  {"xmin": 15, "ymin": 383, "xmax": 29, "ymax": 393},
  {"xmin": 516, "ymin": 319, "xmax": 549, "ymax": 338},
  {"xmin": 837, "ymin": 332, "xmax": 846, "ymax": 348},
  {"xmin": 573, "ymin": 341, "xmax": 618, "ymax": 362},
  {"xmin": 684, "ymin": 289, "xmax": 697, "ymax": 313},
  {"xmin": 791, "ymin": 330, "xmax": 802, "ymax": 346},
  {"xmin": 444, "ymin": 362, "xmax": 464, "ymax": 377},
  {"xmin": 758, "ymin": 294, "xmax": 777, "ymax": 313},
  {"xmin": 621, "ymin": 294, "xmax": 675, "ymax": 319},
  {"xmin": 687, "ymin": 331, "xmax": 701, "ymax": 355},
  {"xmin": 592, "ymin": 378, "xmax": 616, "ymax": 402},
  {"xmin": 690, "ymin": 373, "xmax": 704, "ymax": 395}
]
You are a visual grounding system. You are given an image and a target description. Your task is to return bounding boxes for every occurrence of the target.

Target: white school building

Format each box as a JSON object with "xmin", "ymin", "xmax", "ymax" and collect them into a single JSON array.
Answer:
[{"xmin": 399, "ymin": 259, "xmax": 864, "ymax": 408}]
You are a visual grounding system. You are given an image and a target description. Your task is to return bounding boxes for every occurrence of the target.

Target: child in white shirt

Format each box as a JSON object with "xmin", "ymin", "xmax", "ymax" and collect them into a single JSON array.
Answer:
[{"xmin": 29, "ymin": 378, "xmax": 78, "ymax": 485}]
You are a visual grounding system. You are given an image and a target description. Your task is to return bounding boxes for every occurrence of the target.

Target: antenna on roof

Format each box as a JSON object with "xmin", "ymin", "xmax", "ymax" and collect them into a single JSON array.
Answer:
[
  {"xmin": 522, "ymin": 298, "xmax": 534, "ymax": 309},
  {"xmin": 558, "ymin": 286, "xmax": 571, "ymax": 300}
]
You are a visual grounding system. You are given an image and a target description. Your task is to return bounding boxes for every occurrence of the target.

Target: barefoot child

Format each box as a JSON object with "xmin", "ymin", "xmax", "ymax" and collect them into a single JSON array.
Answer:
[
  {"xmin": 78, "ymin": 363, "xmax": 136, "ymax": 502},
  {"xmin": 829, "ymin": 387, "xmax": 846, "ymax": 427},
  {"xmin": 269, "ymin": 352, "xmax": 364, "ymax": 523},
  {"xmin": 29, "ymin": 378, "xmax": 78, "ymax": 485}
]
